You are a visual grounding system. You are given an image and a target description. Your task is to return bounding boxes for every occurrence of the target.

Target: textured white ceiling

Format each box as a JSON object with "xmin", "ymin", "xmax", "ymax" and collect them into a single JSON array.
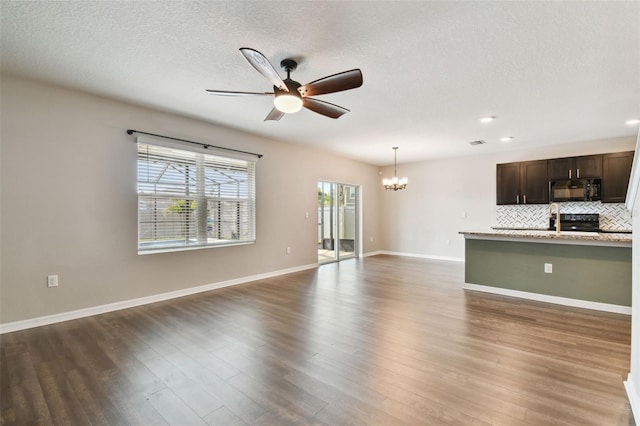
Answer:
[{"xmin": 1, "ymin": 1, "xmax": 638, "ymax": 165}]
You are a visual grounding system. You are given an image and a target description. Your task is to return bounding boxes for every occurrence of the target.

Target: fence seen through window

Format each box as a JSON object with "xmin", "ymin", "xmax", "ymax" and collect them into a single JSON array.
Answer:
[{"xmin": 137, "ymin": 141, "xmax": 256, "ymax": 253}]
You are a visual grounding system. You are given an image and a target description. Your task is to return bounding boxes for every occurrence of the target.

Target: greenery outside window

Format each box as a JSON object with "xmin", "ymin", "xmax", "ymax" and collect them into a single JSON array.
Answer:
[{"xmin": 137, "ymin": 137, "xmax": 256, "ymax": 254}]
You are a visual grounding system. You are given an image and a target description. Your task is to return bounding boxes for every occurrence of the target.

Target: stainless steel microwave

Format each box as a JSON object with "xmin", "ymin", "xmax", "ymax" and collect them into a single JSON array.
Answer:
[{"xmin": 549, "ymin": 178, "xmax": 601, "ymax": 202}]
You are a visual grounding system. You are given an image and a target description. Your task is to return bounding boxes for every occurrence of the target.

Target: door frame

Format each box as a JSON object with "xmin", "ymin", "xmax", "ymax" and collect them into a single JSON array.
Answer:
[{"xmin": 317, "ymin": 180, "xmax": 361, "ymax": 264}]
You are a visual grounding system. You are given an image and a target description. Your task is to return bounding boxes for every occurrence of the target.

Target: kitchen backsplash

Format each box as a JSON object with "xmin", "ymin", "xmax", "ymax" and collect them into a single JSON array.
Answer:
[{"xmin": 495, "ymin": 202, "xmax": 632, "ymax": 231}]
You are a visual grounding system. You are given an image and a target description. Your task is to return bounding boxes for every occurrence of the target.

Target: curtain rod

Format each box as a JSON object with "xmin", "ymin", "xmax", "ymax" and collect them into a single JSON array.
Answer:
[{"xmin": 126, "ymin": 129, "xmax": 263, "ymax": 158}]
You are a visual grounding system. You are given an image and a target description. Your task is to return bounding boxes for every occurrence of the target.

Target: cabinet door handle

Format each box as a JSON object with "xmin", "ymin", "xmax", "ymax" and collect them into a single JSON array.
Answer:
[
  {"xmin": 577, "ymin": 168, "xmax": 580, "ymax": 178},
  {"xmin": 569, "ymin": 169, "xmax": 572, "ymax": 179},
  {"xmin": 516, "ymin": 195, "xmax": 520, "ymax": 204},
  {"xmin": 523, "ymin": 195, "xmax": 527, "ymax": 204}
]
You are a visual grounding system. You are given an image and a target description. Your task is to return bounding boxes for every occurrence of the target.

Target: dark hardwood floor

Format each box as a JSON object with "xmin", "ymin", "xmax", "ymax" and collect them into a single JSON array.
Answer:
[{"xmin": 1, "ymin": 255, "xmax": 635, "ymax": 425}]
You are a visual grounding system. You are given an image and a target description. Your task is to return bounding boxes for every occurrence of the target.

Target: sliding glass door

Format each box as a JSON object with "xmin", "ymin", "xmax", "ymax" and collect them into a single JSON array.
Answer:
[{"xmin": 317, "ymin": 181, "xmax": 358, "ymax": 263}]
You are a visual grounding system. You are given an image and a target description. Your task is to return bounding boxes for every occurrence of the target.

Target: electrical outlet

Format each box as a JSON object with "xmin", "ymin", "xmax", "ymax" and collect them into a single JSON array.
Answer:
[
  {"xmin": 445, "ymin": 239, "xmax": 450, "ymax": 245},
  {"xmin": 286, "ymin": 247, "xmax": 291, "ymax": 255},
  {"xmin": 47, "ymin": 274, "xmax": 59, "ymax": 287},
  {"xmin": 544, "ymin": 263, "xmax": 553, "ymax": 274},
  {"xmin": 369, "ymin": 236, "xmax": 374, "ymax": 243}
]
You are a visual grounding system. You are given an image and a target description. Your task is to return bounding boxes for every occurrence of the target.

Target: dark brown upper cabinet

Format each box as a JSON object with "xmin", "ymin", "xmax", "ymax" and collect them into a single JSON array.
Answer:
[
  {"xmin": 497, "ymin": 162, "xmax": 520, "ymax": 205},
  {"xmin": 547, "ymin": 154, "xmax": 602, "ymax": 181},
  {"xmin": 497, "ymin": 160, "xmax": 548, "ymax": 205},
  {"xmin": 601, "ymin": 151, "xmax": 634, "ymax": 203}
]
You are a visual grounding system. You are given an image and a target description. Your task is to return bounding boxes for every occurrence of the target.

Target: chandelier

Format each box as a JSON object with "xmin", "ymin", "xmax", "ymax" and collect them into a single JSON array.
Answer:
[{"xmin": 383, "ymin": 147, "xmax": 408, "ymax": 191}]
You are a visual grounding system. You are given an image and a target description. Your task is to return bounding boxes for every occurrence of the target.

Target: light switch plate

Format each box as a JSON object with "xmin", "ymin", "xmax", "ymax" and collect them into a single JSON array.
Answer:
[{"xmin": 47, "ymin": 274, "xmax": 59, "ymax": 287}]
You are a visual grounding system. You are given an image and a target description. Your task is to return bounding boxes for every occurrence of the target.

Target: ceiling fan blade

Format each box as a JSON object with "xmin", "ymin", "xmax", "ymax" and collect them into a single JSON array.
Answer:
[
  {"xmin": 206, "ymin": 89, "xmax": 274, "ymax": 96},
  {"xmin": 264, "ymin": 107, "xmax": 285, "ymax": 121},
  {"xmin": 298, "ymin": 69, "xmax": 363, "ymax": 97},
  {"xmin": 239, "ymin": 47, "xmax": 288, "ymax": 92},
  {"xmin": 302, "ymin": 97, "xmax": 349, "ymax": 119}
]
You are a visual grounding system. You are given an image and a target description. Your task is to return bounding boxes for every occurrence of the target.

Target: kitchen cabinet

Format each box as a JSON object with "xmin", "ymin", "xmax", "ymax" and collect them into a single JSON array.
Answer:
[
  {"xmin": 521, "ymin": 160, "xmax": 548, "ymax": 204},
  {"xmin": 496, "ymin": 160, "xmax": 548, "ymax": 205},
  {"xmin": 497, "ymin": 150, "xmax": 633, "ymax": 206},
  {"xmin": 602, "ymin": 151, "xmax": 634, "ymax": 203},
  {"xmin": 496, "ymin": 163, "xmax": 520, "ymax": 205},
  {"xmin": 547, "ymin": 154, "xmax": 602, "ymax": 180}
]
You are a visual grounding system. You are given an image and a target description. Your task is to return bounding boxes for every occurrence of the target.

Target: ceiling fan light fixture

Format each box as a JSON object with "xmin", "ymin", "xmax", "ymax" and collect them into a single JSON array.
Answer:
[
  {"xmin": 207, "ymin": 48, "xmax": 363, "ymax": 120},
  {"xmin": 274, "ymin": 92, "xmax": 303, "ymax": 113}
]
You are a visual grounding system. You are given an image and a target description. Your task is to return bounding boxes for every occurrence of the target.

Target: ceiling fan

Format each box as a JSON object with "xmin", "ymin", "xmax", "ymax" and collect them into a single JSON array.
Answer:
[{"xmin": 206, "ymin": 48, "xmax": 363, "ymax": 121}]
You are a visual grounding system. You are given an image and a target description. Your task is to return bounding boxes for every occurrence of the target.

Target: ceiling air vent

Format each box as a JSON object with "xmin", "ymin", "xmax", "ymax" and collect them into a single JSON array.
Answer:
[{"xmin": 469, "ymin": 140, "xmax": 486, "ymax": 146}]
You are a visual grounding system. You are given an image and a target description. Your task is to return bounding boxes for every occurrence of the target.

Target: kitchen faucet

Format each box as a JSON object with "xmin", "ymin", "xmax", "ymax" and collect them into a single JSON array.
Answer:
[{"xmin": 549, "ymin": 203, "xmax": 561, "ymax": 234}]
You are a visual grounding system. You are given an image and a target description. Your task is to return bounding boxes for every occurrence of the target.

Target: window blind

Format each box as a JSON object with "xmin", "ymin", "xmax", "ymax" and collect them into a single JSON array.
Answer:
[{"xmin": 137, "ymin": 138, "xmax": 256, "ymax": 253}]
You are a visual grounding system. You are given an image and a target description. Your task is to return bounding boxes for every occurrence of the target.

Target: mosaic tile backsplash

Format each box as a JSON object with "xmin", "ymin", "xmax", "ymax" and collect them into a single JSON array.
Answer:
[{"xmin": 495, "ymin": 202, "xmax": 632, "ymax": 231}]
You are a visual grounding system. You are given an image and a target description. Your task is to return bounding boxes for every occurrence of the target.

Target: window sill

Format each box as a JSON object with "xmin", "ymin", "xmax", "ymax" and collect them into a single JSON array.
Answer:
[{"xmin": 138, "ymin": 240, "xmax": 255, "ymax": 255}]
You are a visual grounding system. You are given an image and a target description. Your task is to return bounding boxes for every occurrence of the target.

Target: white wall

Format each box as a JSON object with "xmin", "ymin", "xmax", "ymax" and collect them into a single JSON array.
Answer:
[
  {"xmin": 379, "ymin": 136, "xmax": 637, "ymax": 260},
  {"xmin": 0, "ymin": 74, "xmax": 381, "ymax": 325},
  {"xmin": 626, "ymin": 133, "xmax": 640, "ymax": 419}
]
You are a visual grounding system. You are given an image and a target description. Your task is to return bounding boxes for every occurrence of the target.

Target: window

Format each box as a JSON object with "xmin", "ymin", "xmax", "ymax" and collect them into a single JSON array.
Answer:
[{"xmin": 137, "ymin": 136, "xmax": 256, "ymax": 254}]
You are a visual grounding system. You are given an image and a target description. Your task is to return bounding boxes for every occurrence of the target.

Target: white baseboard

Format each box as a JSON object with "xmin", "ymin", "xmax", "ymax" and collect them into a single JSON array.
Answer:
[
  {"xmin": 464, "ymin": 283, "xmax": 632, "ymax": 315},
  {"xmin": 625, "ymin": 374, "xmax": 640, "ymax": 422},
  {"xmin": 0, "ymin": 263, "xmax": 318, "ymax": 334},
  {"xmin": 380, "ymin": 250, "xmax": 465, "ymax": 263},
  {"xmin": 362, "ymin": 250, "xmax": 384, "ymax": 257}
]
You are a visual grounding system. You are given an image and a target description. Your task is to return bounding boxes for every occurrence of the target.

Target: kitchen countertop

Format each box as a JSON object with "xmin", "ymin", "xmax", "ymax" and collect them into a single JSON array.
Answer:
[
  {"xmin": 490, "ymin": 226, "xmax": 632, "ymax": 233},
  {"xmin": 459, "ymin": 229, "xmax": 632, "ymax": 247}
]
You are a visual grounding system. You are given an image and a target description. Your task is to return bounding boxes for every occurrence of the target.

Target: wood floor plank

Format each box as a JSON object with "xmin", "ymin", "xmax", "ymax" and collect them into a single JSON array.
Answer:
[
  {"xmin": 101, "ymin": 373, "xmax": 169, "ymax": 425},
  {"xmin": 0, "ymin": 348, "xmax": 12, "ymax": 412},
  {"xmin": 307, "ymin": 345, "xmax": 529, "ymax": 424},
  {"xmin": 146, "ymin": 387, "xmax": 207, "ymax": 426},
  {"xmin": 212, "ymin": 346, "xmax": 328, "ymax": 417},
  {"xmin": 97, "ymin": 340, "xmax": 167, "ymax": 397},
  {"xmin": 226, "ymin": 372, "xmax": 322, "ymax": 425},
  {"xmin": 0, "ymin": 256, "xmax": 634, "ymax": 425},
  {"xmin": 281, "ymin": 368, "xmax": 410, "ymax": 425},
  {"xmin": 35, "ymin": 360, "xmax": 90, "ymax": 425},
  {"xmin": 173, "ymin": 343, "xmax": 241, "ymax": 380},
  {"xmin": 142, "ymin": 355, "xmax": 224, "ymax": 417},
  {"xmin": 4, "ymin": 349, "xmax": 53, "ymax": 425},
  {"xmin": 64, "ymin": 367, "xmax": 126, "ymax": 425},
  {"xmin": 162, "ymin": 351, "xmax": 267, "ymax": 424},
  {"xmin": 202, "ymin": 405, "xmax": 247, "ymax": 425}
]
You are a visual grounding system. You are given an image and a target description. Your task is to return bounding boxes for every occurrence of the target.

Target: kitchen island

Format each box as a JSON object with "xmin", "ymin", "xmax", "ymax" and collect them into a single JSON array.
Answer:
[{"xmin": 460, "ymin": 229, "xmax": 632, "ymax": 313}]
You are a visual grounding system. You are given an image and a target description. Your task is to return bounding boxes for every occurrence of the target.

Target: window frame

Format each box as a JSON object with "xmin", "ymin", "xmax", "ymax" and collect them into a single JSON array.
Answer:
[{"xmin": 136, "ymin": 135, "xmax": 257, "ymax": 255}]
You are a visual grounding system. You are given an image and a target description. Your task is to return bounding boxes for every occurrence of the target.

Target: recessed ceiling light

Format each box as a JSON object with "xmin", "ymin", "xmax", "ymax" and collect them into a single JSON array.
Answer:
[
  {"xmin": 626, "ymin": 119, "xmax": 640, "ymax": 125},
  {"xmin": 500, "ymin": 136, "xmax": 514, "ymax": 142},
  {"xmin": 479, "ymin": 116, "xmax": 495, "ymax": 123}
]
